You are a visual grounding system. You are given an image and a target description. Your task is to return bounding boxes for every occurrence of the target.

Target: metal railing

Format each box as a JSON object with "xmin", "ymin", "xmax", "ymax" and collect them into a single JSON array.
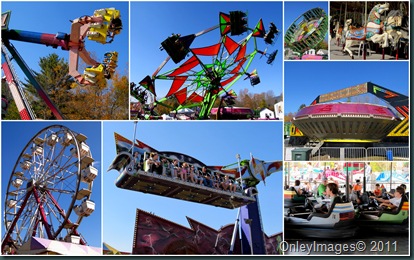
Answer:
[{"xmin": 288, "ymin": 146, "xmax": 410, "ymax": 161}]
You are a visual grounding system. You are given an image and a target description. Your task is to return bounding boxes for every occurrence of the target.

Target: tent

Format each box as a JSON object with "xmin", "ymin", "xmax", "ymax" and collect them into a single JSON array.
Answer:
[{"xmin": 17, "ymin": 237, "xmax": 101, "ymax": 255}]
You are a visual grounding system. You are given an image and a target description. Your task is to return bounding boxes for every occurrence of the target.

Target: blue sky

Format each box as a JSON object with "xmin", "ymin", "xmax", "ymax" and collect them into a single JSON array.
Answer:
[
  {"xmin": 284, "ymin": 61, "xmax": 409, "ymax": 114},
  {"xmin": 284, "ymin": 1, "xmax": 329, "ymax": 43},
  {"xmin": 1, "ymin": 1, "xmax": 129, "ymax": 79},
  {"xmin": 130, "ymin": 2, "xmax": 283, "ymax": 100},
  {"xmin": 1, "ymin": 121, "xmax": 102, "ymax": 248},
  {"xmin": 103, "ymin": 121, "xmax": 283, "ymax": 252}
]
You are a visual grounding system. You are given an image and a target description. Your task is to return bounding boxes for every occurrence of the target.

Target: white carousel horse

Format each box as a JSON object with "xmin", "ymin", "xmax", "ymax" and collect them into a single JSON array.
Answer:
[
  {"xmin": 343, "ymin": 3, "xmax": 390, "ymax": 59},
  {"xmin": 384, "ymin": 8, "xmax": 408, "ymax": 52},
  {"xmin": 338, "ymin": 19, "xmax": 353, "ymax": 46}
]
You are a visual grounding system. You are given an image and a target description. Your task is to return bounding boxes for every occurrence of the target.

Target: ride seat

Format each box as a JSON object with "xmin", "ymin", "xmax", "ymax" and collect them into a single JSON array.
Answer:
[
  {"xmin": 307, "ymin": 196, "xmax": 342, "ymax": 220},
  {"xmin": 378, "ymin": 194, "xmax": 408, "ymax": 217},
  {"xmin": 290, "ymin": 186, "xmax": 306, "ymax": 198}
]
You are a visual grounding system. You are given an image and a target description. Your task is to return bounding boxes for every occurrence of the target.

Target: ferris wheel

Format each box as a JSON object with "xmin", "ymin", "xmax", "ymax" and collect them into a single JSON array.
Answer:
[
  {"xmin": 2, "ymin": 125, "xmax": 98, "ymax": 254},
  {"xmin": 284, "ymin": 7, "xmax": 328, "ymax": 55}
]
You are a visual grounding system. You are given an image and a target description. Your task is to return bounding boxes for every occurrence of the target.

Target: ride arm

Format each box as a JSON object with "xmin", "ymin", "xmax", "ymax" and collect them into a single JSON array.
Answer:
[{"xmin": 68, "ymin": 8, "xmax": 121, "ymax": 87}]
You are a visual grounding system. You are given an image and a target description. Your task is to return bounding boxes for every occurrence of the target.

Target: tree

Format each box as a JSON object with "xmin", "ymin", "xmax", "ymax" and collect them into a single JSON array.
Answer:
[
  {"xmin": 298, "ymin": 103, "xmax": 306, "ymax": 111},
  {"xmin": 66, "ymin": 68, "xmax": 129, "ymax": 120},
  {"xmin": 284, "ymin": 112, "xmax": 295, "ymax": 122},
  {"xmin": 22, "ymin": 53, "xmax": 73, "ymax": 119},
  {"xmin": 1, "ymin": 81, "xmax": 21, "ymax": 119},
  {"xmin": 18, "ymin": 53, "xmax": 129, "ymax": 120}
]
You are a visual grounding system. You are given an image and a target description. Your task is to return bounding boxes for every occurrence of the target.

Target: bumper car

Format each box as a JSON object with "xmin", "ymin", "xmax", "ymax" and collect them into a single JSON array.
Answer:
[
  {"xmin": 285, "ymin": 196, "xmax": 357, "ymax": 239},
  {"xmin": 283, "ymin": 188, "xmax": 312, "ymax": 208},
  {"xmin": 355, "ymin": 193, "xmax": 409, "ymax": 234}
]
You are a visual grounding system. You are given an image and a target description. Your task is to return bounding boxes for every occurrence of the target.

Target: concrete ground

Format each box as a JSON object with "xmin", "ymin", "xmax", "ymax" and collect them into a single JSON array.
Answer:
[{"xmin": 329, "ymin": 40, "xmax": 407, "ymax": 60}]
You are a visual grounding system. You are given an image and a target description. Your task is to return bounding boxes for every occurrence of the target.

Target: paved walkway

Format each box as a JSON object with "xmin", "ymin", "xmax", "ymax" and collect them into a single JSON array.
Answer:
[{"xmin": 329, "ymin": 40, "xmax": 407, "ymax": 60}]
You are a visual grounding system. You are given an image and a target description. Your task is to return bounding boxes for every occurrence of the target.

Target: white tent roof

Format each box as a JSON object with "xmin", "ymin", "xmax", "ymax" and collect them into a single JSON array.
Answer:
[{"xmin": 17, "ymin": 237, "xmax": 101, "ymax": 255}]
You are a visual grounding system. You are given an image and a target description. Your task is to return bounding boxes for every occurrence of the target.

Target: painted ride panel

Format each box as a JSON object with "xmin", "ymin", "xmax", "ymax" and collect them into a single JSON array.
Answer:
[
  {"xmin": 355, "ymin": 197, "xmax": 409, "ymax": 233},
  {"xmin": 292, "ymin": 103, "xmax": 400, "ymax": 142},
  {"xmin": 284, "ymin": 199, "xmax": 357, "ymax": 238}
]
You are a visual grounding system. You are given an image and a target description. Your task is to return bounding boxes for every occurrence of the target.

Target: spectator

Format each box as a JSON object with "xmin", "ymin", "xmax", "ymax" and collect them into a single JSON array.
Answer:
[{"xmin": 317, "ymin": 177, "xmax": 328, "ymax": 197}]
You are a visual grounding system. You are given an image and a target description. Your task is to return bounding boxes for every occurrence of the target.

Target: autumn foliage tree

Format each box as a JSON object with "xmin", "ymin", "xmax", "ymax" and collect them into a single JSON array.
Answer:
[
  {"xmin": 234, "ymin": 88, "xmax": 282, "ymax": 111},
  {"xmin": 3, "ymin": 53, "xmax": 129, "ymax": 120}
]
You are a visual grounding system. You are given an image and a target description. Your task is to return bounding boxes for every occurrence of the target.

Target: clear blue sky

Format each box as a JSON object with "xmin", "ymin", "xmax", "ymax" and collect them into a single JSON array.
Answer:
[
  {"xmin": 1, "ymin": 1, "xmax": 129, "ymax": 78},
  {"xmin": 103, "ymin": 121, "xmax": 283, "ymax": 252},
  {"xmin": 284, "ymin": 1, "xmax": 329, "ymax": 43},
  {"xmin": 130, "ymin": 2, "xmax": 283, "ymax": 100},
  {"xmin": 1, "ymin": 121, "xmax": 102, "ymax": 248},
  {"xmin": 284, "ymin": 61, "xmax": 409, "ymax": 114}
]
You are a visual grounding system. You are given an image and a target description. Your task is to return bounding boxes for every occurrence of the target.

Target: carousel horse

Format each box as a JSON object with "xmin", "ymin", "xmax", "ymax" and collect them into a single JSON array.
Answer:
[
  {"xmin": 384, "ymin": 5, "xmax": 409, "ymax": 55},
  {"xmin": 338, "ymin": 19, "xmax": 353, "ymax": 46},
  {"xmin": 343, "ymin": 3, "xmax": 390, "ymax": 59}
]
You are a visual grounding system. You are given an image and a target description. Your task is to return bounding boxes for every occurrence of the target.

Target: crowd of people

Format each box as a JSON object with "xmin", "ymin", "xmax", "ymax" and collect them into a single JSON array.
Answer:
[{"xmin": 133, "ymin": 151, "xmax": 241, "ymax": 193}]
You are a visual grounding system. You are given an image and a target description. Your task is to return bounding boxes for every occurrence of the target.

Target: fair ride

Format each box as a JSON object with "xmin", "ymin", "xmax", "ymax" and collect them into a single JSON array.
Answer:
[
  {"xmin": 342, "ymin": 2, "xmax": 409, "ymax": 60},
  {"xmin": 284, "ymin": 162, "xmax": 409, "ymax": 239},
  {"xmin": 284, "ymin": 7, "xmax": 328, "ymax": 59},
  {"xmin": 1, "ymin": 8, "xmax": 122, "ymax": 119},
  {"xmin": 132, "ymin": 10, "xmax": 280, "ymax": 120},
  {"xmin": 288, "ymin": 82, "xmax": 409, "ymax": 159},
  {"xmin": 2, "ymin": 125, "xmax": 98, "ymax": 254},
  {"xmin": 108, "ymin": 123, "xmax": 283, "ymax": 254}
]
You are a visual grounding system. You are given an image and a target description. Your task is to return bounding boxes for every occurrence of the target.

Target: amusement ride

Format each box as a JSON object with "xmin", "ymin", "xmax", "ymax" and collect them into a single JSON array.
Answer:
[
  {"xmin": 131, "ymin": 10, "xmax": 280, "ymax": 120},
  {"xmin": 2, "ymin": 125, "xmax": 98, "ymax": 254},
  {"xmin": 108, "ymin": 122, "xmax": 283, "ymax": 254},
  {"xmin": 287, "ymin": 82, "xmax": 409, "ymax": 160},
  {"xmin": 1, "ymin": 7, "xmax": 122, "ymax": 119},
  {"xmin": 284, "ymin": 7, "xmax": 329, "ymax": 59},
  {"xmin": 331, "ymin": 2, "xmax": 409, "ymax": 60}
]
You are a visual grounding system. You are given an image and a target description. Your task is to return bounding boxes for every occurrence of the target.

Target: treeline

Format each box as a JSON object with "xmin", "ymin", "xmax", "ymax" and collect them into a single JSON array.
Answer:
[{"xmin": 2, "ymin": 53, "xmax": 129, "ymax": 120}]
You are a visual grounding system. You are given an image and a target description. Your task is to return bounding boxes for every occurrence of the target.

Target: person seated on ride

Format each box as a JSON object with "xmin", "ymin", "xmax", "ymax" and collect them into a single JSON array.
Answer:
[
  {"xmin": 192, "ymin": 166, "xmax": 204, "ymax": 185},
  {"xmin": 348, "ymin": 185, "xmax": 361, "ymax": 205},
  {"xmin": 210, "ymin": 172, "xmax": 219, "ymax": 189},
  {"xmin": 399, "ymin": 184, "xmax": 409, "ymax": 200},
  {"xmin": 316, "ymin": 183, "xmax": 342, "ymax": 214},
  {"xmin": 145, "ymin": 152, "xmax": 162, "ymax": 174},
  {"xmin": 353, "ymin": 179, "xmax": 362, "ymax": 192},
  {"xmin": 303, "ymin": 181, "xmax": 313, "ymax": 195},
  {"xmin": 227, "ymin": 177, "xmax": 237, "ymax": 193},
  {"xmin": 292, "ymin": 180, "xmax": 304, "ymax": 196},
  {"xmin": 160, "ymin": 157, "xmax": 169, "ymax": 176},
  {"xmin": 370, "ymin": 186, "xmax": 404, "ymax": 211},
  {"xmin": 215, "ymin": 172, "xmax": 223, "ymax": 190},
  {"xmin": 133, "ymin": 151, "xmax": 142, "ymax": 170},
  {"xmin": 170, "ymin": 159, "xmax": 180, "ymax": 179},
  {"xmin": 317, "ymin": 177, "xmax": 328, "ymax": 197},
  {"xmin": 231, "ymin": 177, "xmax": 241, "ymax": 192},
  {"xmin": 373, "ymin": 183, "xmax": 382, "ymax": 197},
  {"xmin": 188, "ymin": 165, "xmax": 197, "ymax": 183},
  {"xmin": 179, "ymin": 162, "xmax": 189, "ymax": 181},
  {"xmin": 221, "ymin": 175, "xmax": 231, "ymax": 191},
  {"xmin": 200, "ymin": 167, "xmax": 213, "ymax": 188}
]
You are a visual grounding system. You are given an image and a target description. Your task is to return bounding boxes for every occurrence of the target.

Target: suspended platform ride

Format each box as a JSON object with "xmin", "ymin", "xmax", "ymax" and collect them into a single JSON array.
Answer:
[
  {"xmin": 108, "ymin": 132, "xmax": 282, "ymax": 209},
  {"xmin": 114, "ymin": 170, "xmax": 255, "ymax": 209}
]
